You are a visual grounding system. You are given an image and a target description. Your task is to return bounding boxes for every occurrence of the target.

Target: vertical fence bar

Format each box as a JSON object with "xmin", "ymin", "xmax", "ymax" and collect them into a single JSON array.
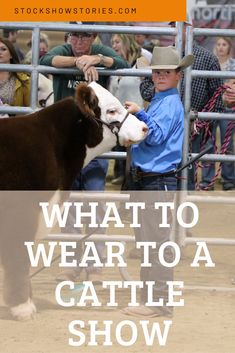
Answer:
[
  {"xmin": 30, "ymin": 27, "xmax": 40, "ymax": 110},
  {"xmin": 175, "ymin": 22, "xmax": 184, "ymax": 56},
  {"xmin": 181, "ymin": 24, "xmax": 194, "ymax": 191},
  {"xmin": 176, "ymin": 25, "xmax": 194, "ymax": 246},
  {"xmin": 170, "ymin": 21, "xmax": 184, "ymax": 243}
]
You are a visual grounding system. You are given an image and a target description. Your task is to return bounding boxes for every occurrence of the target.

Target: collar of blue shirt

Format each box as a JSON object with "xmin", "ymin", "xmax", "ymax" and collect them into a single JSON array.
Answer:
[{"xmin": 153, "ymin": 88, "xmax": 179, "ymax": 101}]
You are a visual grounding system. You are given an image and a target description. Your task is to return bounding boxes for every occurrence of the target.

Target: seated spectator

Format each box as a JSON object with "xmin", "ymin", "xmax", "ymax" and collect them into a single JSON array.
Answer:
[{"xmin": 0, "ymin": 37, "xmax": 30, "ymax": 108}]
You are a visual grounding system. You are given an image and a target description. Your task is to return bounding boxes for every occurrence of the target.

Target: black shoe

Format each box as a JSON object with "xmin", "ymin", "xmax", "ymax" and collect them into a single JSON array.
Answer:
[
  {"xmin": 222, "ymin": 182, "xmax": 235, "ymax": 191},
  {"xmin": 199, "ymin": 183, "xmax": 214, "ymax": 191}
]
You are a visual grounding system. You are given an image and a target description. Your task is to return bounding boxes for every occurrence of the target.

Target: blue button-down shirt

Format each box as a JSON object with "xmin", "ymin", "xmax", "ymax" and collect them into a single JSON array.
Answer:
[{"xmin": 131, "ymin": 88, "xmax": 184, "ymax": 173}]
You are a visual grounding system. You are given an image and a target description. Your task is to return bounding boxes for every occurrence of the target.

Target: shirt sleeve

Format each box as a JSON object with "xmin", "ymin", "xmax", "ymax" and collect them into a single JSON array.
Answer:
[
  {"xmin": 92, "ymin": 44, "xmax": 130, "ymax": 69},
  {"xmin": 39, "ymin": 45, "xmax": 72, "ymax": 66},
  {"xmin": 135, "ymin": 98, "xmax": 178, "ymax": 146}
]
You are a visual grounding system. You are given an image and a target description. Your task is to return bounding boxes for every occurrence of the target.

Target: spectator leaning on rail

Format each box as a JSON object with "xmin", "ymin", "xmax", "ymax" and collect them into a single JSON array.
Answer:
[
  {"xmin": 40, "ymin": 21, "xmax": 129, "ymax": 100},
  {"xmin": 120, "ymin": 46, "xmax": 194, "ymax": 318},
  {"xmin": 0, "ymin": 37, "xmax": 30, "ymax": 112},
  {"xmin": 139, "ymin": 18, "xmax": 224, "ymax": 190},
  {"xmin": 39, "ymin": 22, "xmax": 130, "ymax": 284}
]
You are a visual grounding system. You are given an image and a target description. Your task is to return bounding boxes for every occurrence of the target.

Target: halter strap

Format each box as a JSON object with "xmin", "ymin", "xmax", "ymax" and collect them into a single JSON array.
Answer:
[
  {"xmin": 39, "ymin": 91, "xmax": 54, "ymax": 108},
  {"xmin": 93, "ymin": 111, "xmax": 130, "ymax": 144}
]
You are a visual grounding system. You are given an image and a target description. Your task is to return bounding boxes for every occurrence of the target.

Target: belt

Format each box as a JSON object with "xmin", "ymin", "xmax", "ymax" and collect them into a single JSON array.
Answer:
[{"xmin": 132, "ymin": 167, "xmax": 176, "ymax": 178}]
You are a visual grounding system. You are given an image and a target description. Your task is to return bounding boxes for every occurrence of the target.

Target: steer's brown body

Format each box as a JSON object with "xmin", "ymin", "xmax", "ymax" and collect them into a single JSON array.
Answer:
[
  {"xmin": 0, "ymin": 82, "xmax": 148, "ymax": 320},
  {"xmin": 0, "ymin": 92, "xmax": 102, "ymax": 190}
]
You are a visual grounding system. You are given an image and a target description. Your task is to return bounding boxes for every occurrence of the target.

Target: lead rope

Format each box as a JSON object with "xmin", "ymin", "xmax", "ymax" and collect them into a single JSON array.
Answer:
[{"xmin": 191, "ymin": 85, "xmax": 235, "ymax": 190}]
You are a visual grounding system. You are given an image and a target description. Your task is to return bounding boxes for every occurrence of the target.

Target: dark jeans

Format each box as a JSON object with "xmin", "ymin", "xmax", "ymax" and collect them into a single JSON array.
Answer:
[
  {"xmin": 112, "ymin": 145, "xmax": 126, "ymax": 179},
  {"xmin": 188, "ymin": 133, "xmax": 201, "ymax": 190},
  {"xmin": 128, "ymin": 169, "xmax": 177, "ymax": 306},
  {"xmin": 201, "ymin": 120, "xmax": 235, "ymax": 186},
  {"xmin": 188, "ymin": 120, "xmax": 235, "ymax": 190}
]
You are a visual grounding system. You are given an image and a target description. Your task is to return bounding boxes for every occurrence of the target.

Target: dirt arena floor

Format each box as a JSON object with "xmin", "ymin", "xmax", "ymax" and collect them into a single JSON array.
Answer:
[{"xmin": 1, "ymin": 190, "xmax": 235, "ymax": 353}]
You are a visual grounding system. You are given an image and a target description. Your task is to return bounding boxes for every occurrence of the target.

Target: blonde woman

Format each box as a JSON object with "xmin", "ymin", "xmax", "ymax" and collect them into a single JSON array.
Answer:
[
  {"xmin": 109, "ymin": 33, "xmax": 150, "ymax": 107},
  {"xmin": 214, "ymin": 36, "xmax": 235, "ymax": 71}
]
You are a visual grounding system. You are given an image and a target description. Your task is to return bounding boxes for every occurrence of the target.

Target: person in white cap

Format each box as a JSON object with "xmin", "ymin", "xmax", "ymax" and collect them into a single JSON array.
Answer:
[{"xmin": 120, "ymin": 46, "xmax": 194, "ymax": 318}]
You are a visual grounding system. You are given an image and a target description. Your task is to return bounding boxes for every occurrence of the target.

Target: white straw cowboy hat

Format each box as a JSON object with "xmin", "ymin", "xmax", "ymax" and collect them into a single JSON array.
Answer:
[{"xmin": 147, "ymin": 46, "xmax": 194, "ymax": 70}]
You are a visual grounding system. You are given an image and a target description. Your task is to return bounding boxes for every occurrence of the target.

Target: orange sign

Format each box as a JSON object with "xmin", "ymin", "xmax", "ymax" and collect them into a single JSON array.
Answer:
[{"xmin": 1, "ymin": 0, "xmax": 186, "ymax": 22}]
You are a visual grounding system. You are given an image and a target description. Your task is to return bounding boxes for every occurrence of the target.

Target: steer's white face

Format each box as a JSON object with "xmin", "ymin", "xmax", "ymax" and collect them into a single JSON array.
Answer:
[
  {"xmin": 88, "ymin": 82, "xmax": 148, "ymax": 147},
  {"xmin": 38, "ymin": 74, "xmax": 54, "ymax": 107}
]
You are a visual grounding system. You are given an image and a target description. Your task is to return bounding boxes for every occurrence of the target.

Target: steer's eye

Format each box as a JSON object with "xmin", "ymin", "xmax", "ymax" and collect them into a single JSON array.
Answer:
[{"xmin": 107, "ymin": 109, "xmax": 117, "ymax": 115}]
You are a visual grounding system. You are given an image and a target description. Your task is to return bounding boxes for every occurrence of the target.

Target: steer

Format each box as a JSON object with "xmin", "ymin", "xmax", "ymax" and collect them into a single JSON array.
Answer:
[{"xmin": 0, "ymin": 82, "xmax": 148, "ymax": 320}]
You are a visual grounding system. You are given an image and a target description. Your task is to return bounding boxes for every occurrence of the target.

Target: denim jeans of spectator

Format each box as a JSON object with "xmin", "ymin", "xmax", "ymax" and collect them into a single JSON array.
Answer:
[
  {"xmin": 187, "ymin": 133, "xmax": 201, "ymax": 190},
  {"xmin": 112, "ymin": 145, "xmax": 126, "ymax": 179},
  {"xmin": 128, "ymin": 170, "xmax": 177, "ymax": 308},
  {"xmin": 65, "ymin": 158, "xmax": 108, "ymax": 273},
  {"xmin": 72, "ymin": 158, "xmax": 108, "ymax": 191}
]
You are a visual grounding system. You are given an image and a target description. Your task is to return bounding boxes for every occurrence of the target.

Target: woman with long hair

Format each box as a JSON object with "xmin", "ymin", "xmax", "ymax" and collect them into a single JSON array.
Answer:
[
  {"xmin": 214, "ymin": 36, "xmax": 235, "ymax": 71},
  {"xmin": 110, "ymin": 33, "xmax": 149, "ymax": 106},
  {"xmin": 0, "ymin": 37, "xmax": 30, "ymax": 109}
]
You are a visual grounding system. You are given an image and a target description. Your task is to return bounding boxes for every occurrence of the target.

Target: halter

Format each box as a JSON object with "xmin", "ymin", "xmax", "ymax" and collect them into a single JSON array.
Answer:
[
  {"xmin": 93, "ymin": 111, "xmax": 130, "ymax": 144},
  {"xmin": 39, "ymin": 91, "xmax": 54, "ymax": 108}
]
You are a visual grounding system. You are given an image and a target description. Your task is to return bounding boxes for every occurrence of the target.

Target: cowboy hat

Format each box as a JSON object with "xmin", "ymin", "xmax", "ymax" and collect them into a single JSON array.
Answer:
[
  {"xmin": 147, "ymin": 46, "xmax": 194, "ymax": 70},
  {"xmin": 69, "ymin": 21, "xmax": 95, "ymax": 36}
]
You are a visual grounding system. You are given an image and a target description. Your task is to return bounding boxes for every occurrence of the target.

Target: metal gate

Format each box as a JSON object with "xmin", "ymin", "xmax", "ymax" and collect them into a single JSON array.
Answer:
[
  {"xmin": 0, "ymin": 21, "xmax": 235, "ymax": 290},
  {"xmin": 1, "ymin": 21, "xmax": 235, "ymax": 182}
]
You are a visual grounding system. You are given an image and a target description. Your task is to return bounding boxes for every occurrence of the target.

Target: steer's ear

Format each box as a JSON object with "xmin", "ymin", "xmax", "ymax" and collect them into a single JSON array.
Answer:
[{"xmin": 75, "ymin": 83, "xmax": 100, "ymax": 118}]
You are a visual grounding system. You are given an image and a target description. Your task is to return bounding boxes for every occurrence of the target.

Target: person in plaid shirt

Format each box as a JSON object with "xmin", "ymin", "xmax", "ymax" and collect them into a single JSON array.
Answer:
[{"xmin": 140, "ymin": 22, "xmax": 224, "ymax": 190}]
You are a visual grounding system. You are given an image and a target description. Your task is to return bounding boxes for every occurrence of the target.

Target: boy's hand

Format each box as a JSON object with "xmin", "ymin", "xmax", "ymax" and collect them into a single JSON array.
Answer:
[{"xmin": 125, "ymin": 101, "xmax": 141, "ymax": 114}]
